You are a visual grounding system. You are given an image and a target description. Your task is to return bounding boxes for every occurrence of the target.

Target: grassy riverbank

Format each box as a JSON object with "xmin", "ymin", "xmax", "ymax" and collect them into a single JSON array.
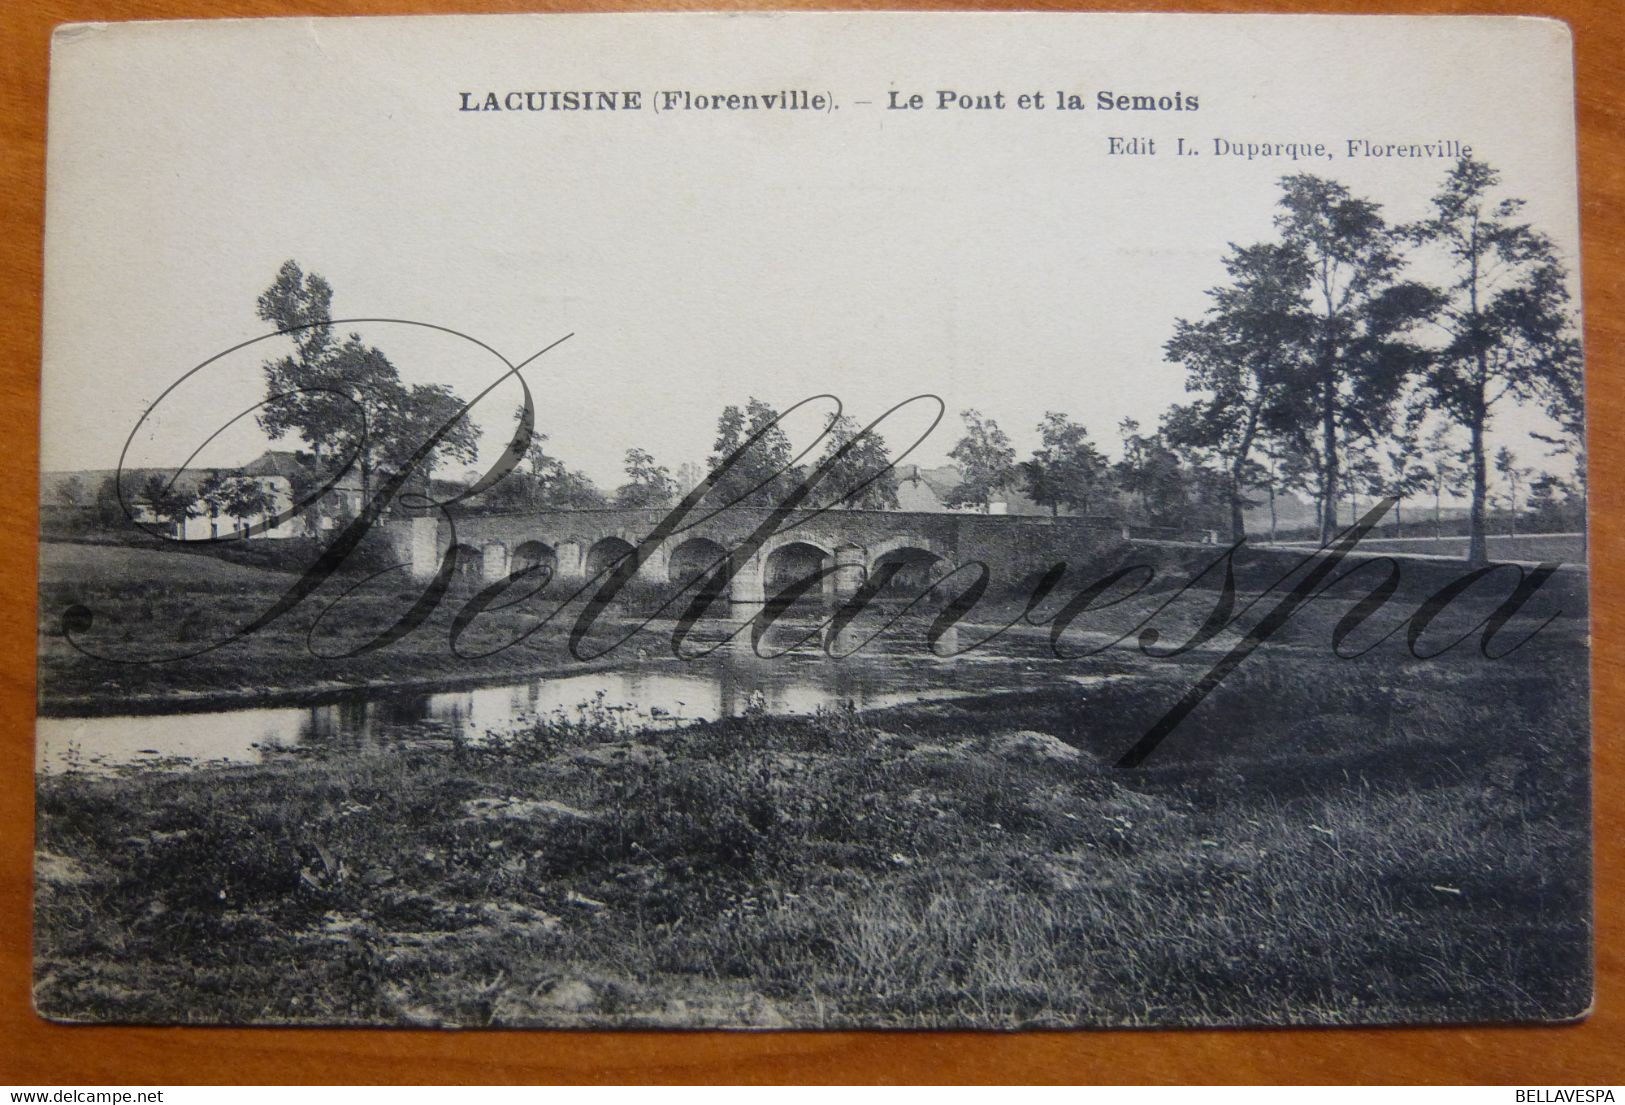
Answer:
[
  {"xmin": 38, "ymin": 541, "xmax": 725, "ymax": 714},
  {"xmin": 39, "ymin": 534, "xmax": 1588, "ymax": 716},
  {"xmin": 35, "ymin": 649, "xmax": 1592, "ymax": 1028}
]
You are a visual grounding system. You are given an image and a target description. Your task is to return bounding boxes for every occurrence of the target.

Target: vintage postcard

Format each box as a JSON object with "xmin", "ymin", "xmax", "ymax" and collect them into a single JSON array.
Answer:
[{"xmin": 34, "ymin": 13, "xmax": 1590, "ymax": 1028}]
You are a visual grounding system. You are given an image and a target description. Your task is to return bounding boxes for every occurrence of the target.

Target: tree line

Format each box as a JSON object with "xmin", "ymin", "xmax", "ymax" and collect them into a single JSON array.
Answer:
[
  {"xmin": 248, "ymin": 264, "xmax": 905, "ymax": 519},
  {"xmin": 923, "ymin": 156, "xmax": 1583, "ymax": 563},
  {"xmin": 1158, "ymin": 157, "xmax": 1581, "ymax": 564},
  {"xmin": 232, "ymin": 159, "xmax": 1580, "ymax": 565}
]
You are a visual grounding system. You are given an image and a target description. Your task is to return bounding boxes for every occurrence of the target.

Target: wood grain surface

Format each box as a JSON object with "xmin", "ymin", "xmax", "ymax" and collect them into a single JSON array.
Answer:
[{"xmin": 2, "ymin": 0, "xmax": 1619, "ymax": 1085}]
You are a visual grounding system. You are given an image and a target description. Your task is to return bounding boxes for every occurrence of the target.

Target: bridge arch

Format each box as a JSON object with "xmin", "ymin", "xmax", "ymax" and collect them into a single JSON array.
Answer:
[
  {"xmin": 668, "ymin": 536, "xmax": 730, "ymax": 587},
  {"xmin": 870, "ymin": 543, "xmax": 945, "ymax": 594},
  {"xmin": 406, "ymin": 509, "xmax": 1122, "ymax": 600},
  {"xmin": 512, "ymin": 540, "xmax": 557, "ymax": 580},
  {"xmin": 763, "ymin": 538, "xmax": 835, "ymax": 597},
  {"xmin": 867, "ymin": 533, "xmax": 942, "ymax": 562},
  {"xmin": 447, "ymin": 542, "xmax": 484, "ymax": 582},
  {"xmin": 585, "ymin": 535, "xmax": 637, "ymax": 579}
]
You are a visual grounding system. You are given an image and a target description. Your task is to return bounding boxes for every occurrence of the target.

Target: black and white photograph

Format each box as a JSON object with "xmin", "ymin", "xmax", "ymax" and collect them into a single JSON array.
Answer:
[{"xmin": 32, "ymin": 12, "xmax": 1592, "ymax": 1029}]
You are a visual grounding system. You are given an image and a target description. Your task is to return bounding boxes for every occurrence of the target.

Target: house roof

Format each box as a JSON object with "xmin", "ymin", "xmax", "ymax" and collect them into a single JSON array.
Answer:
[
  {"xmin": 239, "ymin": 450, "xmax": 310, "ymax": 478},
  {"xmin": 895, "ymin": 463, "xmax": 1060, "ymax": 515},
  {"xmin": 897, "ymin": 463, "xmax": 964, "ymax": 502}
]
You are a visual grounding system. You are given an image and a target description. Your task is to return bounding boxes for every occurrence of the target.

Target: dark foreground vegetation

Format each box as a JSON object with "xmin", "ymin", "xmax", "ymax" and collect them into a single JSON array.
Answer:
[{"xmin": 35, "ymin": 636, "xmax": 1591, "ymax": 1027}]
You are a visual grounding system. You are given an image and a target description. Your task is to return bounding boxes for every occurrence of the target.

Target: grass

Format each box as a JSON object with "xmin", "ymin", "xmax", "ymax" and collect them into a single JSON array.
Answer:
[
  {"xmin": 39, "ymin": 531, "xmax": 1588, "ymax": 716},
  {"xmin": 39, "ymin": 540, "xmax": 298, "ymax": 588},
  {"xmin": 33, "ymin": 641, "xmax": 1593, "ymax": 1027},
  {"xmin": 36, "ymin": 544, "xmax": 727, "ymax": 714},
  {"xmin": 33, "ymin": 537, "xmax": 1593, "ymax": 1026},
  {"xmin": 1341, "ymin": 533, "xmax": 1587, "ymax": 562}
]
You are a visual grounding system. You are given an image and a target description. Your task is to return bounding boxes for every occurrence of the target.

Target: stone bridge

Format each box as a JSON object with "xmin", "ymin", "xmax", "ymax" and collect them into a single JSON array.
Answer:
[{"xmin": 388, "ymin": 507, "xmax": 1124, "ymax": 605}]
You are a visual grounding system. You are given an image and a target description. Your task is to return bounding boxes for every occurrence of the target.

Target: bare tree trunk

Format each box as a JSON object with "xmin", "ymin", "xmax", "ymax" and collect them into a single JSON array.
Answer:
[
  {"xmin": 1319, "ymin": 379, "xmax": 1339, "ymax": 544},
  {"xmin": 1465, "ymin": 240, "xmax": 1490, "ymax": 567},
  {"xmin": 1467, "ymin": 413, "xmax": 1489, "ymax": 566},
  {"xmin": 1228, "ymin": 404, "xmax": 1261, "ymax": 542}
]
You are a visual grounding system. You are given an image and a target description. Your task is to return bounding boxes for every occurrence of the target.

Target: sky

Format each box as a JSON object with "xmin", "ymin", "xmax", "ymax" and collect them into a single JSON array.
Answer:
[{"xmin": 40, "ymin": 13, "xmax": 1584, "ymax": 493}]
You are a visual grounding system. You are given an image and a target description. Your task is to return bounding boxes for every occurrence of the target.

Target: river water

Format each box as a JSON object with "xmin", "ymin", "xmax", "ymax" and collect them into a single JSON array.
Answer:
[{"xmin": 35, "ymin": 630, "xmax": 1111, "ymax": 775}]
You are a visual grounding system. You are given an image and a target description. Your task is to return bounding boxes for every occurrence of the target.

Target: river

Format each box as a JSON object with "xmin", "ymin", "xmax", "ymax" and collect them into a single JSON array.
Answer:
[{"xmin": 35, "ymin": 629, "xmax": 1115, "ymax": 775}]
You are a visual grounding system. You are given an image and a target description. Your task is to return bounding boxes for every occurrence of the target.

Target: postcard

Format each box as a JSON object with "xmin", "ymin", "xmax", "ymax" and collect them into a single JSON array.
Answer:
[{"xmin": 34, "ymin": 12, "xmax": 1590, "ymax": 1027}]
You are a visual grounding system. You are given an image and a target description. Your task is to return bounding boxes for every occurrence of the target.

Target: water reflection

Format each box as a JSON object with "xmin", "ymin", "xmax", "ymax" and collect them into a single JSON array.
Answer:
[{"xmin": 36, "ymin": 629, "xmax": 1089, "ymax": 776}]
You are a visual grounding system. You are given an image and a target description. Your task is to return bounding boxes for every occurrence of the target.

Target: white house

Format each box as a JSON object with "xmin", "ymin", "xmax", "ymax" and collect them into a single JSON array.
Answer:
[{"xmin": 129, "ymin": 469, "xmax": 298, "ymax": 541}]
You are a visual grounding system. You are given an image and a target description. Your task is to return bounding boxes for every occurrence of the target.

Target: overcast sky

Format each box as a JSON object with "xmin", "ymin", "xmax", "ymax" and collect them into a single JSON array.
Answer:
[{"xmin": 41, "ymin": 13, "xmax": 1583, "ymax": 491}]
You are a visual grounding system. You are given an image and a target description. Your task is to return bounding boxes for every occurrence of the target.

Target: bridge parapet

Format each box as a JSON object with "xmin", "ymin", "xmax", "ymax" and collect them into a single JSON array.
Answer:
[{"xmin": 389, "ymin": 506, "xmax": 1124, "ymax": 603}]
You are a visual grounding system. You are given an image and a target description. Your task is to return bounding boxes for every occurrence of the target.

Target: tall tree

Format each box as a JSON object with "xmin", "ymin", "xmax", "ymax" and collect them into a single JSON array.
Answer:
[
  {"xmin": 1164, "ymin": 240, "xmax": 1311, "ymax": 538},
  {"xmin": 1115, "ymin": 418, "xmax": 1188, "ymax": 527},
  {"xmin": 137, "ymin": 474, "xmax": 198, "ymax": 539},
  {"xmin": 97, "ymin": 475, "xmax": 141, "ymax": 528},
  {"xmin": 1341, "ymin": 440, "xmax": 1381, "ymax": 527},
  {"xmin": 943, "ymin": 409, "xmax": 1016, "ymax": 512},
  {"xmin": 256, "ymin": 262, "xmax": 336, "ymax": 466},
  {"xmin": 1364, "ymin": 403, "xmax": 1429, "ymax": 535},
  {"xmin": 53, "ymin": 476, "xmax": 86, "ymax": 509},
  {"xmin": 195, "ymin": 472, "xmax": 276, "ymax": 537},
  {"xmin": 197, "ymin": 471, "xmax": 232, "ymax": 537},
  {"xmin": 1493, "ymin": 445, "xmax": 1533, "ymax": 536},
  {"xmin": 814, "ymin": 413, "xmax": 900, "ymax": 510},
  {"xmin": 1115, "ymin": 418, "xmax": 1151, "ymax": 516},
  {"xmin": 223, "ymin": 477, "xmax": 277, "ymax": 537},
  {"xmin": 1273, "ymin": 175, "xmax": 1437, "ymax": 543},
  {"xmin": 707, "ymin": 397, "xmax": 802, "ymax": 507},
  {"xmin": 1532, "ymin": 341, "xmax": 1586, "ymax": 548},
  {"xmin": 547, "ymin": 469, "xmax": 607, "ymax": 509},
  {"xmin": 1257, "ymin": 438, "xmax": 1315, "ymax": 543},
  {"xmin": 615, "ymin": 447, "xmax": 678, "ymax": 508},
  {"xmin": 256, "ymin": 261, "xmax": 482, "ymax": 509},
  {"xmin": 1421, "ymin": 422, "xmax": 1468, "ymax": 539},
  {"xmin": 1020, "ymin": 412, "xmax": 1109, "ymax": 517},
  {"xmin": 488, "ymin": 421, "xmax": 607, "ymax": 509},
  {"xmin": 1525, "ymin": 472, "xmax": 1581, "ymax": 533},
  {"xmin": 494, "ymin": 420, "xmax": 572, "ymax": 508},
  {"xmin": 1159, "ymin": 402, "xmax": 1246, "ymax": 525},
  {"xmin": 1407, "ymin": 157, "xmax": 1581, "ymax": 564},
  {"xmin": 673, "ymin": 461, "xmax": 707, "ymax": 496}
]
